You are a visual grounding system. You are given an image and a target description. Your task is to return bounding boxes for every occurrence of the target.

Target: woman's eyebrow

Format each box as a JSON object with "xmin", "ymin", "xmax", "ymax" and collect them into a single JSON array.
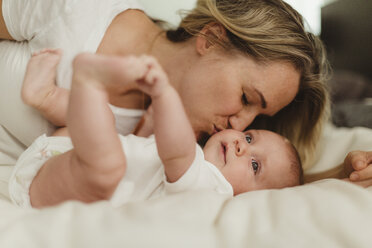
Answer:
[{"xmin": 254, "ymin": 88, "xmax": 267, "ymax": 109}]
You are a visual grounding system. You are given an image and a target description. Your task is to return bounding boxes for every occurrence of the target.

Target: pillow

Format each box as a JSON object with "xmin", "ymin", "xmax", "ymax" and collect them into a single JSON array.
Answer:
[{"xmin": 0, "ymin": 41, "xmax": 51, "ymax": 165}]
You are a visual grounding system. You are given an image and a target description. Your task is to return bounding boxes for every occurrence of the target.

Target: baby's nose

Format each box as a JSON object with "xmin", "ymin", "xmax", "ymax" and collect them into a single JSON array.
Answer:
[{"xmin": 234, "ymin": 139, "xmax": 249, "ymax": 157}]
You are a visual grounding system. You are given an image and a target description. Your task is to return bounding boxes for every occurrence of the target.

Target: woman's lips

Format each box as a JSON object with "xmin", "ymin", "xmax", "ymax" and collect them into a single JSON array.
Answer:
[
  {"xmin": 213, "ymin": 125, "xmax": 219, "ymax": 134},
  {"xmin": 213, "ymin": 125, "xmax": 224, "ymax": 134}
]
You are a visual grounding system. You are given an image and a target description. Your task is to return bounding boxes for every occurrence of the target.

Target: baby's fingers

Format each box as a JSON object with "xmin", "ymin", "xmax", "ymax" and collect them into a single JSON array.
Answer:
[
  {"xmin": 344, "ymin": 151, "xmax": 372, "ymax": 171},
  {"xmin": 343, "ymin": 177, "xmax": 372, "ymax": 188},
  {"xmin": 350, "ymin": 163, "xmax": 372, "ymax": 181},
  {"xmin": 32, "ymin": 48, "xmax": 62, "ymax": 56},
  {"xmin": 349, "ymin": 178, "xmax": 372, "ymax": 188}
]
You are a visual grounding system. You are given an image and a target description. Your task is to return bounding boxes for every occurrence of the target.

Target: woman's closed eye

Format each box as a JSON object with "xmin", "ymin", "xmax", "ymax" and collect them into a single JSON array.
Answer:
[{"xmin": 241, "ymin": 93, "xmax": 249, "ymax": 106}]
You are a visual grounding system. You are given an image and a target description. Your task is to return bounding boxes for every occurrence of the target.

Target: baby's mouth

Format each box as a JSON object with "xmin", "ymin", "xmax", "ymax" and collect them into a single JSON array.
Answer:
[{"xmin": 221, "ymin": 143, "xmax": 227, "ymax": 164}]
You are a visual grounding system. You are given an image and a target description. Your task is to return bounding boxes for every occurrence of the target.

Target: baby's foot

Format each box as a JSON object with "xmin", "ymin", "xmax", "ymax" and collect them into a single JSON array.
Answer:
[
  {"xmin": 71, "ymin": 53, "xmax": 151, "ymax": 92},
  {"xmin": 22, "ymin": 49, "xmax": 62, "ymax": 111}
]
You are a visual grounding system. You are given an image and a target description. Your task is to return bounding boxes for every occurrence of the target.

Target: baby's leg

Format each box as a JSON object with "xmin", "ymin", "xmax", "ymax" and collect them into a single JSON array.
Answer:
[
  {"xmin": 22, "ymin": 49, "xmax": 69, "ymax": 126},
  {"xmin": 30, "ymin": 53, "xmax": 149, "ymax": 207},
  {"xmin": 67, "ymin": 54, "xmax": 130, "ymax": 174}
]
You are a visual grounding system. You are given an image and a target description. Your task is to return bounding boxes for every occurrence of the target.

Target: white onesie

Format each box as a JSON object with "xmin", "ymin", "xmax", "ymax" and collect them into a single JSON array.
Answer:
[{"xmin": 9, "ymin": 134, "xmax": 233, "ymax": 208}]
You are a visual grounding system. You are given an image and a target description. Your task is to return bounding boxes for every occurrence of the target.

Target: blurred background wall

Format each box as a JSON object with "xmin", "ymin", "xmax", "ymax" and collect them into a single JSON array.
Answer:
[
  {"xmin": 321, "ymin": 0, "xmax": 372, "ymax": 81},
  {"xmin": 320, "ymin": 0, "xmax": 372, "ymax": 128},
  {"xmin": 138, "ymin": 0, "xmax": 337, "ymax": 33}
]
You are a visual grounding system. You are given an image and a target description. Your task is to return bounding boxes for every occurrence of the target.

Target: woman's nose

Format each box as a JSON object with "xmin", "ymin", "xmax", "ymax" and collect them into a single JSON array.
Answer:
[{"xmin": 229, "ymin": 110, "xmax": 257, "ymax": 132}]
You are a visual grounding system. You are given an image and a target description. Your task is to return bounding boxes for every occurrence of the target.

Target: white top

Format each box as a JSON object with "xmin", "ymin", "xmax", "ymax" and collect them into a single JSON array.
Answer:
[
  {"xmin": 3, "ymin": 0, "xmax": 144, "ymax": 89},
  {"xmin": 0, "ymin": 0, "xmax": 145, "ymax": 148},
  {"xmin": 109, "ymin": 104, "xmax": 145, "ymax": 136},
  {"xmin": 9, "ymin": 134, "xmax": 233, "ymax": 208}
]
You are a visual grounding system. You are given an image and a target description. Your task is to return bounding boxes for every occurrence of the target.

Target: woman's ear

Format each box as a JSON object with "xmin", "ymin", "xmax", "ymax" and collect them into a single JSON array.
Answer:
[{"xmin": 195, "ymin": 23, "xmax": 227, "ymax": 55}]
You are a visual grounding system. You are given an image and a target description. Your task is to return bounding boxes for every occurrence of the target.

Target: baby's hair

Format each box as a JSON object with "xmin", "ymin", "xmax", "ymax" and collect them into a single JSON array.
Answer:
[{"xmin": 285, "ymin": 140, "xmax": 304, "ymax": 186}]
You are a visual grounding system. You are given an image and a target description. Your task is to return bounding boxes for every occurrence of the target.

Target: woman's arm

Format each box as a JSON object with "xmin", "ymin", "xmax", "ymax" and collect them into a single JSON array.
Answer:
[{"xmin": 0, "ymin": 0, "xmax": 14, "ymax": 40}]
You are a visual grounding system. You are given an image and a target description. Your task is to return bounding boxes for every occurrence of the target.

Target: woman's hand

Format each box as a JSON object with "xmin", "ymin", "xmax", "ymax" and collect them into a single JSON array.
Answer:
[{"xmin": 343, "ymin": 151, "xmax": 372, "ymax": 187}]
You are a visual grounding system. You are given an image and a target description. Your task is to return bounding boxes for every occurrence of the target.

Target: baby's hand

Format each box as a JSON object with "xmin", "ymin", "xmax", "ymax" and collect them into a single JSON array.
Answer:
[
  {"xmin": 135, "ymin": 56, "xmax": 170, "ymax": 98},
  {"xmin": 344, "ymin": 151, "xmax": 372, "ymax": 187}
]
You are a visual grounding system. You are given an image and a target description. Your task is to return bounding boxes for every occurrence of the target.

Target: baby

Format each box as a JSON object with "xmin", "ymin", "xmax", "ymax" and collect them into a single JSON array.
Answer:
[{"xmin": 9, "ymin": 50, "xmax": 303, "ymax": 208}]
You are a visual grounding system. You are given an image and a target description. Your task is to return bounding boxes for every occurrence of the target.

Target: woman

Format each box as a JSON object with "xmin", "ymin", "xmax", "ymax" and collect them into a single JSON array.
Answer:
[{"xmin": 0, "ymin": 0, "xmax": 371, "ymax": 183}]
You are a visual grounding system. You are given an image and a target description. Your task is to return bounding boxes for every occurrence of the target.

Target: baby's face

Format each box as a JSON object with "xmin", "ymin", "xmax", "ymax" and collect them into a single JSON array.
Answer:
[{"xmin": 203, "ymin": 129, "xmax": 295, "ymax": 195}]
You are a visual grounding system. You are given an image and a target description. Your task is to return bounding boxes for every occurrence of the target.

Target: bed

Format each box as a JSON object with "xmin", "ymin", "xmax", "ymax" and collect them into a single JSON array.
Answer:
[
  {"xmin": 1, "ymin": 1, "xmax": 372, "ymax": 247},
  {"xmin": 1, "ymin": 123, "xmax": 372, "ymax": 247},
  {"xmin": 1, "ymin": 81, "xmax": 372, "ymax": 247}
]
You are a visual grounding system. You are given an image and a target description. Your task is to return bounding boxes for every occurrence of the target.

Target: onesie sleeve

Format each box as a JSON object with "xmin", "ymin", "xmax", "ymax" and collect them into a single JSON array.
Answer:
[{"xmin": 163, "ymin": 145, "xmax": 233, "ymax": 196}]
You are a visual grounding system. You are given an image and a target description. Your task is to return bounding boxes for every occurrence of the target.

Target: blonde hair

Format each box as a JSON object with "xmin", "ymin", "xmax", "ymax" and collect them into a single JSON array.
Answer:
[{"xmin": 166, "ymin": 0, "xmax": 330, "ymax": 169}]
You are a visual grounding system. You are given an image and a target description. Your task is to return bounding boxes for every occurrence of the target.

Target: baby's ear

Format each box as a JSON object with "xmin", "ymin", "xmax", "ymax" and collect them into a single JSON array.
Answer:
[{"xmin": 195, "ymin": 22, "xmax": 228, "ymax": 55}]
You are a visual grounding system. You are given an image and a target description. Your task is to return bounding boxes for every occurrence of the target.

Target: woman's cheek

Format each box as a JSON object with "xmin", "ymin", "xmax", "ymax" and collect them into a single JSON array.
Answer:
[{"xmin": 221, "ymin": 98, "xmax": 242, "ymax": 115}]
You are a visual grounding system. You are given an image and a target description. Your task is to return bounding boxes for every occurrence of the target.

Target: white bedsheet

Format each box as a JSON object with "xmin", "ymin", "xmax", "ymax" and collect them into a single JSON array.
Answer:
[
  {"xmin": 0, "ymin": 175, "xmax": 372, "ymax": 247},
  {"xmin": 0, "ymin": 124, "xmax": 371, "ymax": 247}
]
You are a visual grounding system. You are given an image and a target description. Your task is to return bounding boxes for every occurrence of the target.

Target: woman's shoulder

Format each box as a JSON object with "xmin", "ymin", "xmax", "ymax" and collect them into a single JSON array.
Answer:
[
  {"xmin": 115, "ymin": 9, "xmax": 153, "ymax": 37},
  {"xmin": 98, "ymin": 9, "xmax": 162, "ymax": 56}
]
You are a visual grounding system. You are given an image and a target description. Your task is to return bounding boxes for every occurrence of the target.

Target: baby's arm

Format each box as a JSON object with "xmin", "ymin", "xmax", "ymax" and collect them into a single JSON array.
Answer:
[{"xmin": 136, "ymin": 57, "xmax": 196, "ymax": 182}]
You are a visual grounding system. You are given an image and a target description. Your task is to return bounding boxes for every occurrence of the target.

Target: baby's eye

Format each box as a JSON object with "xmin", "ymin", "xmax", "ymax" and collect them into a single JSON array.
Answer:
[
  {"xmin": 252, "ymin": 160, "xmax": 259, "ymax": 174},
  {"xmin": 245, "ymin": 134, "xmax": 252, "ymax": 143}
]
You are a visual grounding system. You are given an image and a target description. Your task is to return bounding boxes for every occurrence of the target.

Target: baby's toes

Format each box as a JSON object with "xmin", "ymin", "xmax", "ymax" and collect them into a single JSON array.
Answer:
[
  {"xmin": 50, "ymin": 48, "xmax": 63, "ymax": 56},
  {"xmin": 141, "ymin": 55, "xmax": 161, "ymax": 70},
  {"xmin": 32, "ymin": 48, "xmax": 62, "ymax": 57},
  {"xmin": 144, "ymin": 68, "xmax": 160, "ymax": 85},
  {"xmin": 32, "ymin": 48, "xmax": 50, "ymax": 56}
]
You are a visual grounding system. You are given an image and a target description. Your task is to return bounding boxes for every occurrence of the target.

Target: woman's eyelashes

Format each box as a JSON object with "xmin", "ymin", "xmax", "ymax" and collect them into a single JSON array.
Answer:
[
  {"xmin": 241, "ymin": 93, "xmax": 249, "ymax": 106},
  {"xmin": 245, "ymin": 134, "xmax": 252, "ymax": 143}
]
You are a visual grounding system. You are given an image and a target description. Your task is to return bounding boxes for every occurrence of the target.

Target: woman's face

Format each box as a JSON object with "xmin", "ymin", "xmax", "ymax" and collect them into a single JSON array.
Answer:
[{"xmin": 178, "ymin": 51, "xmax": 300, "ymax": 141}]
